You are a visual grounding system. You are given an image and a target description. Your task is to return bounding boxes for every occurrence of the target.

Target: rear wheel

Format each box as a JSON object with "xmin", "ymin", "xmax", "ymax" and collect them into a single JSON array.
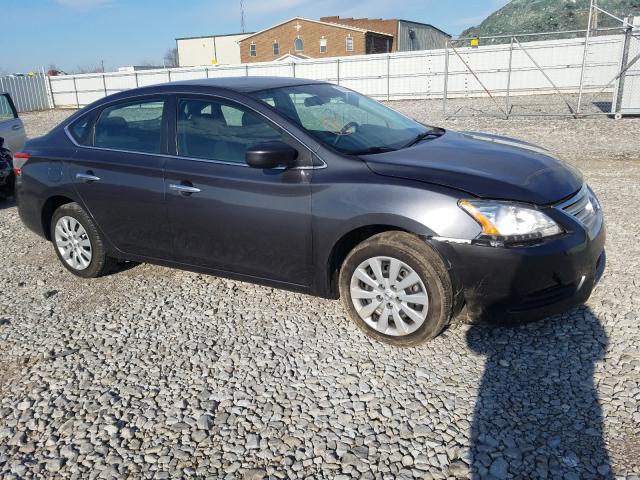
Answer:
[
  {"xmin": 50, "ymin": 202, "xmax": 115, "ymax": 278},
  {"xmin": 339, "ymin": 232, "xmax": 452, "ymax": 347}
]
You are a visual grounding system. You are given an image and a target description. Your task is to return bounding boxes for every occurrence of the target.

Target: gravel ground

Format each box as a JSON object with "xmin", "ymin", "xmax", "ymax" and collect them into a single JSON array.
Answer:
[{"xmin": 0, "ymin": 101, "xmax": 639, "ymax": 480}]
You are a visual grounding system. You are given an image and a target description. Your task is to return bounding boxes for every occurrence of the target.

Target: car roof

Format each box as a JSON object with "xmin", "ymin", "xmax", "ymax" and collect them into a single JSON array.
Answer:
[{"xmin": 161, "ymin": 76, "xmax": 327, "ymax": 93}]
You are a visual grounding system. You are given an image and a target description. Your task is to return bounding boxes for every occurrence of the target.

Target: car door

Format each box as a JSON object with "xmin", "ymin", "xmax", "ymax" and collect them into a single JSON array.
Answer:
[
  {"xmin": 67, "ymin": 96, "xmax": 173, "ymax": 259},
  {"xmin": 0, "ymin": 94, "xmax": 26, "ymax": 152},
  {"xmin": 164, "ymin": 95, "xmax": 313, "ymax": 287}
]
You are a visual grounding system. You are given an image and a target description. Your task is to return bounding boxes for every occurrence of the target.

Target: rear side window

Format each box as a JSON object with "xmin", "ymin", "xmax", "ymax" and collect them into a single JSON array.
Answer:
[
  {"xmin": 94, "ymin": 99, "xmax": 164, "ymax": 154},
  {"xmin": 68, "ymin": 115, "xmax": 93, "ymax": 146},
  {"xmin": 0, "ymin": 95, "xmax": 17, "ymax": 121}
]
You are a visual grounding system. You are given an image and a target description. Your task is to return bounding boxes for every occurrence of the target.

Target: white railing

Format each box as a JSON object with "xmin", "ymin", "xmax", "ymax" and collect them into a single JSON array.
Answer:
[{"xmin": 48, "ymin": 34, "xmax": 624, "ymax": 109}]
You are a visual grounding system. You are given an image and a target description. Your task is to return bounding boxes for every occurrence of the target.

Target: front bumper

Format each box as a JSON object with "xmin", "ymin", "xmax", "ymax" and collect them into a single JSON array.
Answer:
[{"xmin": 429, "ymin": 221, "xmax": 606, "ymax": 324}]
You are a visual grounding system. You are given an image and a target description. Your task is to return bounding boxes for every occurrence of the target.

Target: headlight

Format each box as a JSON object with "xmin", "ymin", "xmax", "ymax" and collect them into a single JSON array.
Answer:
[{"xmin": 459, "ymin": 200, "xmax": 562, "ymax": 246}]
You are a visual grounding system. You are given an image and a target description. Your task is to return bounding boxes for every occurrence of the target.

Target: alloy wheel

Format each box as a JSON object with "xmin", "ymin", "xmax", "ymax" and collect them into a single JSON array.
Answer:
[
  {"xmin": 349, "ymin": 256, "xmax": 429, "ymax": 337},
  {"xmin": 54, "ymin": 216, "xmax": 92, "ymax": 271}
]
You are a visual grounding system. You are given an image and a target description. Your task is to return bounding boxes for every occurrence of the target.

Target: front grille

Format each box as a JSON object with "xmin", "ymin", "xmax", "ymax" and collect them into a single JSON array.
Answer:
[{"xmin": 557, "ymin": 185, "xmax": 602, "ymax": 238}]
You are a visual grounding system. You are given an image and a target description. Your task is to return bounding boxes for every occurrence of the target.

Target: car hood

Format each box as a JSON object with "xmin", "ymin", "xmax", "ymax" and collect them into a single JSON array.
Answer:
[{"xmin": 364, "ymin": 130, "xmax": 583, "ymax": 204}]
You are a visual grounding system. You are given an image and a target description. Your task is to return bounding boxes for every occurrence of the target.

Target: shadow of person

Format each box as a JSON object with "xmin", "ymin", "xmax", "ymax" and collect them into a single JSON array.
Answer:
[{"xmin": 466, "ymin": 306, "xmax": 612, "ymax": 479}]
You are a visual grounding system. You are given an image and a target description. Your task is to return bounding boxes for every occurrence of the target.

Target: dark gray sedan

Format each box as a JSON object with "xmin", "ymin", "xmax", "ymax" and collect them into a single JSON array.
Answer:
[{"xmin": 14, "ymin": 77, "xmax": 605, "ymax": 346}]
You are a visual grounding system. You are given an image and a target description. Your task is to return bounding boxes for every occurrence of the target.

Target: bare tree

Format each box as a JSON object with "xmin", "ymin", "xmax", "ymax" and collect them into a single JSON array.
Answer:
[
  {"xmin": 164, "ymin": 48, "xmax": 179, "ymax": 68},
  {"xmin": 74, "ymin": 64, "xmax": 104, "ymax": 74}
]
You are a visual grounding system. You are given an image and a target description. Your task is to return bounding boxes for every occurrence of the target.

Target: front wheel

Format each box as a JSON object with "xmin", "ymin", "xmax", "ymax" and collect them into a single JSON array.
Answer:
[
  {"xmin": 339, "ymin": 232, "xmax": 453, "ymax": 347},
  {"xmin": 50, "ymin": 202, "xmax": 115, "ymax": 278}
]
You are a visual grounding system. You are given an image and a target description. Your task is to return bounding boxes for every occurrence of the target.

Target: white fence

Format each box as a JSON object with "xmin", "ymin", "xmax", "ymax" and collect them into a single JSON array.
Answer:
[
  {"xmin": 0, "ymin": 75, "xmax": 53, "ymax": 112},
  {"xmin": 48, "ymin": 34, "xmax": 625, "ymax": 109}
]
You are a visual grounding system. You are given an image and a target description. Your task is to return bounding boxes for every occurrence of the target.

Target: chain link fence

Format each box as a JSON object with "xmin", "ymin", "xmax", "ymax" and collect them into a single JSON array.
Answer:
[{"xmin": 443, "ymin": 2, "xmax": 639, "ymax": 118}]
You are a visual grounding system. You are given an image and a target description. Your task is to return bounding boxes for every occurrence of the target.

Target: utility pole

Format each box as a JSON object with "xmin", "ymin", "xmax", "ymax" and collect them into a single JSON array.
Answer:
[{"xmin": 240, "ymin": 0, "xmax": 246, "ymax": 33}]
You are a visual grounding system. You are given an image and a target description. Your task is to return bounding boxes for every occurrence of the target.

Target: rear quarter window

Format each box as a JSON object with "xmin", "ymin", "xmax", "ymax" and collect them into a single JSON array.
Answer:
[{"xmin": 68, "ymin": 115, "xmax": 94, "ymax": 146}]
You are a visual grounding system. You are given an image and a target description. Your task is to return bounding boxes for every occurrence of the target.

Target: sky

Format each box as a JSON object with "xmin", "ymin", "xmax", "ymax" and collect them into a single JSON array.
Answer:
[{"xmin": 1, "ymin": 0, "xmax": 510, "ymax": 73}]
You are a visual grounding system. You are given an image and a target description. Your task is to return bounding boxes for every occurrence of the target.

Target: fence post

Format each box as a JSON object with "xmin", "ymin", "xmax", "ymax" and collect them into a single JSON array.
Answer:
[
  {"xmin": 443, "ymin": 41, "xmax": 450, "ymax": 116},
  {"xmin": 47, "ymin": 75, "xmax": 55, "ymax": 109},
  {"xmin": 577, "ymin": 0, "xmax": 595, "ymax": 114},
  {"xmin": 387, "ymin": 54, "xmax": 391, "ymax": 101},
  {"xmin": 102, "ymin": 74, "xmax": 107, "ymax": 98},
  {"xmin": 245, "ymin": 65, "xmax": 249, "ymax": 76},
  {"xmin": 72, "ymin": 76, "xmax": 79, "ymax": 109},
  {"xmin": 167, "ymin": 70, "xmax": 171, "ymax": 82},
  {"xmin": 292, "ymin": 62, "xmax": 296, "ymax": 78},
  {"xmin": 505, "ymin": 37, "xmax": 514, "ymax": 120},
  {"xmin": 134, "ymin": 72, "xmax": 139, "ymax": 87},
  {"xmin": 336, "ymin": 59, "xmax": 340, "ymax": 85}
]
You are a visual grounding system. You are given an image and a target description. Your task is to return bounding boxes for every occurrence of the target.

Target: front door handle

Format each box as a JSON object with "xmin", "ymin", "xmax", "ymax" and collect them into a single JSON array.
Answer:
[
  {"xmin": 12, "ymin": 124, "xmax": 22, "ymax": 131},
  {"xmin": 76, "ymin": 172, "xmax": 101, "ymax": 183},
  {"xmin": 169, "ymin": 183, "xmax": 201, "ymax": 194}
]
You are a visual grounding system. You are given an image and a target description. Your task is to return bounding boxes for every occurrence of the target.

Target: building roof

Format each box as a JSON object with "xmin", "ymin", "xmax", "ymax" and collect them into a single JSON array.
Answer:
[
  {"xmin": 239, "ymin": 17, "xmax": 394, "ymax": 42},
  {"xmin": 176, "ymin": 32, "xmax": 254, "ymax": 41},
  {"xmin": 397, "ymin": 19, "xmax": 451, "ymax": 38}
]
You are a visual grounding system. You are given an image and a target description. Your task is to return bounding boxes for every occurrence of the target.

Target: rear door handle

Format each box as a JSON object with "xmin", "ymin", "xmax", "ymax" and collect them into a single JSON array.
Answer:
[
  {"xmin": 169, "ymin": 183, "xmax": 201, "ymax": 194},
  {"xmin": 76, "ymin": 173, "xmax": 101, "ymax": 182}
]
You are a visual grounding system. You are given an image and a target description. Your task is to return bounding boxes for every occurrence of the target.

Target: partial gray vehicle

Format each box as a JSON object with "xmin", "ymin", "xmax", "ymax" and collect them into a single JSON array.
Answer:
[{"xmin": 0, "ymin": 92, "xmax": 26, "ymax": 153}]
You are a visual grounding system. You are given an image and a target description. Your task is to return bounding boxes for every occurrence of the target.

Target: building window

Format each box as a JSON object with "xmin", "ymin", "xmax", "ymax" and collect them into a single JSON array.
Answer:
[
  {"xmin": 346, "ymin": 36, "xmax": 354, "ymax": 52},
  {"xmin": 250, "ymin": 43, "xmax": 256, "ymax": 57},
  {"xmin": 273, "ymin": 41, "xmax": 279, "ymax": 56},
  {"xmin": 320, "ymin": 38, "xmax": 327, "ymax": 53},
  {"xmin": 294, "ymin": 37, "xmax": 304, "ymax": 52}
]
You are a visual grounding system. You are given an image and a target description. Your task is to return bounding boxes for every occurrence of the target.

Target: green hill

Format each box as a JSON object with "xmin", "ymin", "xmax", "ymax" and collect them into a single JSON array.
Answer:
[{"xmin": 461, "ymin": 0, "xmax": 640, "ymax": 39}]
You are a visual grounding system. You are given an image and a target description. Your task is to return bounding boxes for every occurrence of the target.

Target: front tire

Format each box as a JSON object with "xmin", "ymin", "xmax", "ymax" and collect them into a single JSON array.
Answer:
[
  {"xmin": 339, "ymin": 232, "xmax": 453, "ymax": 347},
  {"xmin": 50, "ymin": 202, "xmax": 115, "ymax": 278}
]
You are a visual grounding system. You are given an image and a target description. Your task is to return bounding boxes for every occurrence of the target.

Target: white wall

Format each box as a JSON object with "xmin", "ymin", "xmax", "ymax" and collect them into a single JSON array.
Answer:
[
  {"xmin": 177, "ymin": 34, "xmax": 251, "ymax": 67},
  {"xmin": 50, "ymin": 34, "xmax": 625, "ymax": 108}
]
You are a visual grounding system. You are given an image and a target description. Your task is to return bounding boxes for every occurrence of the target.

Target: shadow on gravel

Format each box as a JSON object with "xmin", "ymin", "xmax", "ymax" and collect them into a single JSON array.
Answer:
[
  {"xmin": 0, "ymin": 196, "xmax": 15, "ymax": 210},
  {"xmin": 466, "ymin": 307, "xmax": 612, "ymax": 480}
]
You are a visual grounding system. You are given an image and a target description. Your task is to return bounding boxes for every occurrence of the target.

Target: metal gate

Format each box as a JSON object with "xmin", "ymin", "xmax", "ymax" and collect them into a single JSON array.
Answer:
[{"xmin": 612, "ymin": 18, "xmax": 640, "ymax": 116}]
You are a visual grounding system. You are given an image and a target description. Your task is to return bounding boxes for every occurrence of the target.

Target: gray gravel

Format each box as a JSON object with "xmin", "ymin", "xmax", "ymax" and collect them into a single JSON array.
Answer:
[{"xmin": 1, "ymin": 101, "xmax": 639, "ymax": 479}]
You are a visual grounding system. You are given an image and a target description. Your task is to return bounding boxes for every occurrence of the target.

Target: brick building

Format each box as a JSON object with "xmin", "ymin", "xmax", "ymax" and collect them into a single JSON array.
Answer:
[
  {"xmin": 239, "ymin": 16, "xmax": 450, "ymax": 64},
  {"xmin": 321, "ymin": 16, "xmax": 450, "ymax": 52},
  {"xmin": 239, "ymin": 17, "xmax": 394, "ymax": 64}
]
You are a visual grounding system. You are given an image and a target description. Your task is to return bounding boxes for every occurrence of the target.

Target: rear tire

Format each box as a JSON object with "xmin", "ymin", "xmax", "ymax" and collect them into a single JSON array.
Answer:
[
  {"xmin": 50, "ymin": 202, "xmax": 115, "ymax": 278},
  {"xmin": 339, "ymin": 231, "xmax": 453, "ymax": 347}
]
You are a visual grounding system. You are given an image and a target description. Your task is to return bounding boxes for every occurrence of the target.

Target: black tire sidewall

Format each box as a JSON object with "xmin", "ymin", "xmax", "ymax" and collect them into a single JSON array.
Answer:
[
  {"xmin": 50, "ymin": 203, "xmax": 109, "ymax": 278},
  {"xmin": 339, "ymin": 233, "xmax": 451, "ymax": 347}
]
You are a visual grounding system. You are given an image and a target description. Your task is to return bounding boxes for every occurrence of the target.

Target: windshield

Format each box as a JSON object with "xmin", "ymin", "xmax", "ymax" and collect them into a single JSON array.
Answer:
[{"xmin": 250, "ymin": 84, "xmax": 430, "ymax": 155}]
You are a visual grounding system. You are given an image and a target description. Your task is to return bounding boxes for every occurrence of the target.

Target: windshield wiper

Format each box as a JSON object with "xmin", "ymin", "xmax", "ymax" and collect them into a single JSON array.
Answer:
[
  {"xmin": 346, "ymin": 146, "xmax": 398, "ymax": 156},
  {"xmin": 402, "ymin": 127, "xmax": 445, "ymax": 149}
]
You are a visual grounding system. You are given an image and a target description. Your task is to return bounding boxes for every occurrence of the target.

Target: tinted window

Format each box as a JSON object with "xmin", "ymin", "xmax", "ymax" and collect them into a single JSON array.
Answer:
[
  {"xmin": 95, "ymin": 100, "xmax": 164, "ymax": 154},
  {"xmin": 0, "ymin": 95, "xmax": 16, "ymax": 121},
  {"xmin": 68, "ymin": 115, "xmax": 93, "ymax": 146},
  {"xmin": 177, "ymin": 98, "xmax": 282, "ymax": 164}
]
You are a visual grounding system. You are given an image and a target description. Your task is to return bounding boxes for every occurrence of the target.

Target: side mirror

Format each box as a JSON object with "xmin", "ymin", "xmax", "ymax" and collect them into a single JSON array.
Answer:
[{"xmin": 246, "ymin": 141, "xmax": 298, "ymax": 169}]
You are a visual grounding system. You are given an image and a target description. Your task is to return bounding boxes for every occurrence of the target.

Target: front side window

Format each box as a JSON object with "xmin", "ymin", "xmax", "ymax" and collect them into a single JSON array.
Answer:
[
  {"xmin": 320, "ymin": 38, "xmax": 327, "ymax": 53},
  {"xmin": 294, "ymin": 37, "xmax": 304, "ymax": 52},
  {"xmin": 346, "ymin": 36, "xmax": 354, "ymax": 52},
  {"xmin": 0, "ymin": 95, "xmax": 16, "ymax": 121},
  {"xmin": 94, "ymin": 99, "xmax": 164, "ymax": 154},
  {"xmin": 251, "ymin": 84, "xmax": 429, "ymax": 155},
  {"xmin": 177, "ymin": 98, "xmax": 283, "ymax": 164},
  {"xmin": 250, "ymin": 43, "xmax": 257, "ymax": 57},
  {"xmin": 273, "ymin": 41, "xmax": 280, "ymax": 56}
]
